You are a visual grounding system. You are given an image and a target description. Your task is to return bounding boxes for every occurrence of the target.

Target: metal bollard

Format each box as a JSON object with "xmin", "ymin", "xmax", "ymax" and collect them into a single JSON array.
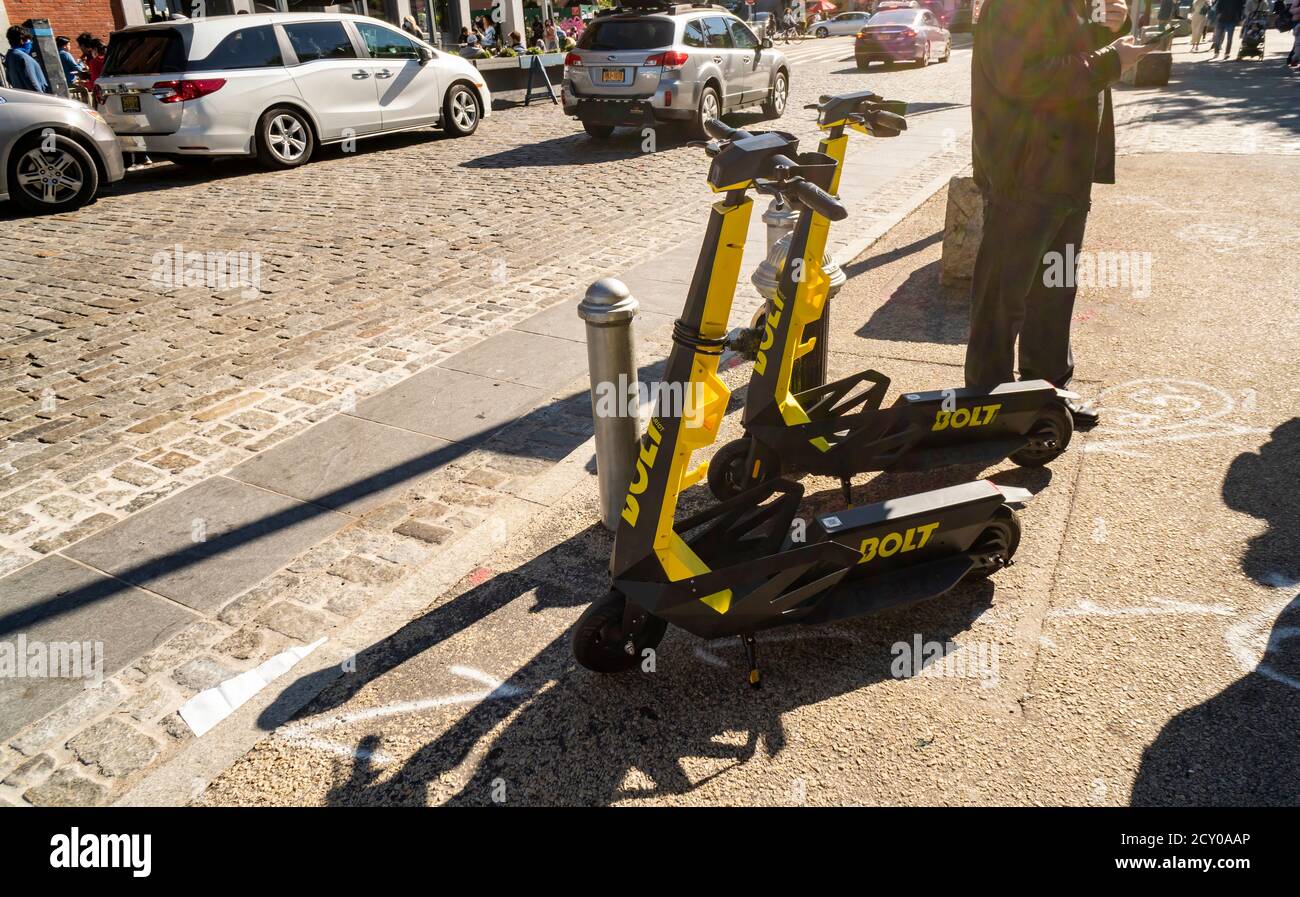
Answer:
[{"xmin": 578, "ymin": 277, "xmax": 640, "ymax": 531}]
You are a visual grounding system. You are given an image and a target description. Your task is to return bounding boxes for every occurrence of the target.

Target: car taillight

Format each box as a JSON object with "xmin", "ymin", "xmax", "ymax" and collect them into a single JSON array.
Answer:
[
  {"xmin": 644, "ymin": 50, "xmax": 688, "ymax": 69},
  {"xmin": 564, "ymin": 52, "xmax": 583, "ymax": 67},
  {"xmin": 902, "ymin": 28, "xmax": 916, "ymax": 37},
  {"xmin": 151, "ymin": 78, "xmax": 226, "ymax": 103}
]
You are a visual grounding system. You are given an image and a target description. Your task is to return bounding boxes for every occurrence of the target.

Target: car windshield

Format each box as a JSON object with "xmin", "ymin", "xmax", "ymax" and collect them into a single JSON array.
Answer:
[
  {"xmin": 103, "ymin": 29, "xmax": 187, "ymax": 75},
  {"xmin": 868, "ymin": 10, "xmax": 920, "ymax": 24},
  {"xmin": 577, "ymin": 19, "xmax": 675, "ymax": 51}
]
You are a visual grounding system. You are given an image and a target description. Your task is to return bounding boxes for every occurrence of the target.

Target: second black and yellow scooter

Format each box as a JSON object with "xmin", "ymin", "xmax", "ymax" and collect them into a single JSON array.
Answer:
[
  {"xmin": 710, "ymin": 90, "xmax": 1078, "ymax": 503},
  {"xmin": 571, "ymin": 124, "xmax": 1030, "ymax": 686}
]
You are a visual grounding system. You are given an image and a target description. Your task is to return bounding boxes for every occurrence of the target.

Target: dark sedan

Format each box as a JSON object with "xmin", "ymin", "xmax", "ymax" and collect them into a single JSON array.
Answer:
[{"xmin": 855, "ymin": 7, "xmax": 952, "ymax": 68}]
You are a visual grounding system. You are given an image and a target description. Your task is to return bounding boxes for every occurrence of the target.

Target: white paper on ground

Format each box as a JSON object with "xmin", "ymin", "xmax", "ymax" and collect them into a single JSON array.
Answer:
[{"xmin": 178, "ymin": 637, "xmax": 327, "ymax": 737}]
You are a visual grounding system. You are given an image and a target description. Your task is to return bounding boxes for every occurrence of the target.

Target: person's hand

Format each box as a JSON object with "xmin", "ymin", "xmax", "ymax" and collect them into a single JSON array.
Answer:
[
  {"xmin": 1101, "ymin": 0, "xmax": 1130, "ymax": 31},
  {"xmin": 1111, "ymin": 34, "xmax": 1155, "ymax": 71}
]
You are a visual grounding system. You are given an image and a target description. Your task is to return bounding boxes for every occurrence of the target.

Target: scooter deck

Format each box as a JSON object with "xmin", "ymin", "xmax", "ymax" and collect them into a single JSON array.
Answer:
[
  {"xmin": 616, "ymin": 479, "xmax": 1015, "ymax": 640},
  {"xmin": 798, "ymin": 554, "xmax": 975, "ymax": 625},
  {"xmin": 751, "ymin": 376, "xmax": 1061, "ymax": 479}
]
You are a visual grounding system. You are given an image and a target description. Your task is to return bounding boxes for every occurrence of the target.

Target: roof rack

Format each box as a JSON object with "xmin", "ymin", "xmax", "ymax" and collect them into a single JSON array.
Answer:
[{"xmin": 595, "ymin": 2, "xmax": 730, "ymax": 18}]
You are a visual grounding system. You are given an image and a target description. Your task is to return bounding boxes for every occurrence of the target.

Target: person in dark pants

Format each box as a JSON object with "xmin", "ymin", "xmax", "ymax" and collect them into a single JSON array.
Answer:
[
  {"xmin": 1211, "ymin": 0, "xmax": 1245, "ymax": 57},
  {"xmin": 966, "ymin": 0, "xmax": 1153, "ymax": 427}
]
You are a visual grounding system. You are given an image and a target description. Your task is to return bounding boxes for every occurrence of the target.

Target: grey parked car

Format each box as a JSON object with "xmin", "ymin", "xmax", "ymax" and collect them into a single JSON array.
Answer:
[
  {"xmin": 0, "ymin": 87, "xmax": 125, "ymax": 214},
  {"xmin": 562, "ymin": 3, "xmax": 790, "ymax": 139}
]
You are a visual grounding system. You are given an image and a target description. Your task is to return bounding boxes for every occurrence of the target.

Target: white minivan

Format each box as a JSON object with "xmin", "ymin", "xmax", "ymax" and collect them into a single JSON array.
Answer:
[{"xmin": 96, "ymin": 13, "xmax": 491, "ymax": 168}]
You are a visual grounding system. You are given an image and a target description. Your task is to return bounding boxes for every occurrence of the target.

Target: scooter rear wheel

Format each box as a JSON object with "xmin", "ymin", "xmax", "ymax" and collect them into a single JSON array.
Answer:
[
  {"xmin": 1008, "ymin": 400, "xmax": 1073, "ymax": 467},
  {"xmin": 967, "ymin": 507, "xmax": 1021, "ymax": 579},
  {"xmin": 708, "ymin": 437, "xmax": 768, "ymax": 500},
  {"xmin": 572, "ymin": 591, "xmax": 667, "ymax": 674}
]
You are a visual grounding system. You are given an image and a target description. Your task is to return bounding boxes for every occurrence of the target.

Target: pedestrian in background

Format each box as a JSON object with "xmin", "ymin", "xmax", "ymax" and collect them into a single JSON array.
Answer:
[
  {"xmin": 4, "ymin": 25, "xmax": 50, "ymax": 93},
  {"xmin": 1289, "ymin": 0, "xmax": 1300, "ymax": 68},
  {"xmin": 56, "ymin": 36, "xmax": 85, "ymax": 85},
  {"xmin": 84, "ymin": 37, "xmax": 107, "ymax": 92},
  {"xmin": 965, "ymin": 0, "xmax": 1155, "ymax": 426},
  {"xmin": 1190, "ymin": 0, "xmax": 1209, "ymax": 49},
  {"xmin": 1210, "ymin": 0, "xmax": 1244, "ymax": 57}
]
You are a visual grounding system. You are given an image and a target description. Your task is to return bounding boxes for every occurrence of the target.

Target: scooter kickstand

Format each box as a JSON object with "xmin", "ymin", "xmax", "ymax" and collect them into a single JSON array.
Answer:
[
  {"xmin": 840, "ymin": 476, "xmax": 853, "ymax": 504},
  {"xmin": 740, "ymin": 634, "xmax": 762, "ymax": 689}
]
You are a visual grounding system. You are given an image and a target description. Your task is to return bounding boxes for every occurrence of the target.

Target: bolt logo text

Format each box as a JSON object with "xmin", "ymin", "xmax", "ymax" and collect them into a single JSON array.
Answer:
[
  {"xmin": 857, "ymin": 521, "xmax": 939, "ymax": 564},
  {"xmin": 932, "ymin": 404, "xmax": 1001, "ymax": 432}
]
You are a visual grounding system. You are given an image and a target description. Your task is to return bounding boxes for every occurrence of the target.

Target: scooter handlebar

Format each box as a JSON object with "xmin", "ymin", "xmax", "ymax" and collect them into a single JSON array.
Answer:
[
  {"xmin": 870, "ymin": 110, "xmax": 908, "ymax": 132},
  {"xmin": 703, "ymin": 118, "xmax": 749, "ymax": 142},
  {"xmin": 788, "ymin": 178, "xmax": 848, "ymax": 222}
]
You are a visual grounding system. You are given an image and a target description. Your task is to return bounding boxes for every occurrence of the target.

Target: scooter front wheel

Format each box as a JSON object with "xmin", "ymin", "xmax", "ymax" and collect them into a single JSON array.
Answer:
[
  {"xmin": 572, "ymin": 591, "xmax": 667, "ymax": 674},
  {"xmin": 707, "ymin": 437, "xmax": 773, "ymax": 500},
  {"xmin": 967, "ymin": 507, "xmax": 1022, "ymax": 579},
  {"xmin": 1009, "ymin": 400, "xmax": 1073, "ymax": 467}
]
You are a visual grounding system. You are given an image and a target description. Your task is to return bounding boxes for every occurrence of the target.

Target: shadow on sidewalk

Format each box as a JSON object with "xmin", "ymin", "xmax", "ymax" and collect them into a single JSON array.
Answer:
[
  {"xmin": 1130, "ymin": 418, "xmax": 1300, "ymax": 806},
  {"xmin": 0, "ymin": 355, "xmax": 658, "ymax": 640},
  {"xmin": 1118, "ymin": 47, "xmax": 1300, "ymax": 142},
  {"xmin": 853, "ymin": 254, "xmax": 971, "ymax": 346},
  {"xmin": 256, "ymin": 426, "xmax": 1044, "ymax": 805},
  {"xmin": 298, "ymin": 509, "xmax": 1002, "ymax": 805}
]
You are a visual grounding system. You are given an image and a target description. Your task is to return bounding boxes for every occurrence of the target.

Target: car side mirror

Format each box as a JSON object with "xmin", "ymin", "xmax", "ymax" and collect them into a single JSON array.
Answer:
[
  {"xmin": 418, "ymin": 45, "xmax": 433, "ymax": 63},
  {"xmin": 762, "ymin": 37, "xmax": 773, "ymax": 48}
]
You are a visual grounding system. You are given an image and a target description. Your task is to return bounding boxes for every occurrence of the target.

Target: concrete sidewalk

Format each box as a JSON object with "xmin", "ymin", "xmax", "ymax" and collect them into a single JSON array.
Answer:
[{"xmin": 183, "ymin": 36, "xmax": 1299, "ymax": 805}]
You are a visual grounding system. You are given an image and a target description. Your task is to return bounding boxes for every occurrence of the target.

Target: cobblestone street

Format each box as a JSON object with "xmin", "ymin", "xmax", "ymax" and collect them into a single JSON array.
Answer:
[{"xmin": 0, "ymin": 36, "xmax": 970, "ymax": 573}]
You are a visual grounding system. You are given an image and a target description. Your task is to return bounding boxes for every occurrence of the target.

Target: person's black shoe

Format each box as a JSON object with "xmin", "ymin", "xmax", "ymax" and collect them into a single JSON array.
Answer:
[{"xmin": 1063, "ymin": 397, "xmax": 1101, "ymax": 430}]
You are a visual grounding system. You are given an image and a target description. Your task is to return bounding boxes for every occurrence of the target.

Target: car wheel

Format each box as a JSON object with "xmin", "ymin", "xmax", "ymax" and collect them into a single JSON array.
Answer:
[
  {"xmin": 816, "ymin": 26, "xmax": 829, "ymax": 38},
  {"xmin": 582, "ymin": 121, "xmax": 615, "ymax": 138},
  {"xmin": 7, "ymin": 133, "xmax": 99, "ymax": 215},
  {"xmin": 256, "ymin": 107, "xmax": 314, "ymax": 169},
  {"xmin": 918, "ymin": 41, "xmax": 930, "ymax": 66},
  {"xmin": 761, "ymin": 69, "xmax": 788, "ymax": 118},
  {"xmin": 856, "ymin": 58, "xmax": 870, "ymax": 70},
  {"xmin": 942, "ymin": 39, "xmax": 951, "ymax": 61},
  {"xmin": 443, "ymin": 83, "xmax": 480, "ymax": 137},
  {"xmin": 692, "ymin": 84, "xmax": 721, "ymax": 139}
]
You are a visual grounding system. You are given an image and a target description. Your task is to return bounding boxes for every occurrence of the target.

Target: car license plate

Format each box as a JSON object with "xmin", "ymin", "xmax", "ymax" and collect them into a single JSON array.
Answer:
[
  {"xmin": 117, "ymin": 135, "xmax": 147, "ymax": 151},
  {"xmin": 601, "ymin": 68, "xmax": 624, "ymax": 83},
  {"xmin": 120, "ymin": 94, "xmax": 141, "ymax": 113}
]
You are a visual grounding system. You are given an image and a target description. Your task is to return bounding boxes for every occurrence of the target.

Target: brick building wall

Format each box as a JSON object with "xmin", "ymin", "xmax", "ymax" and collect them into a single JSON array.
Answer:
[{"xmin": 4, "ymin": 0, "xmax": 128, "ymax": 42}]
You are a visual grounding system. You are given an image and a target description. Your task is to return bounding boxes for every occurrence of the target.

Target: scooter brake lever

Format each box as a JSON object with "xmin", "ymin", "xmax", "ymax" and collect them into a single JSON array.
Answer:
[{"xmin": 686, "ymin": 139, "xmax": 722, "ymax": 156}]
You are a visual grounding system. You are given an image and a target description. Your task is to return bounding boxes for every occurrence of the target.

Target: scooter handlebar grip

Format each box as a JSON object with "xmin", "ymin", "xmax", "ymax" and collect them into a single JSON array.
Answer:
[
  {"xmin": 790, "ymin": 180, "xmax": 847, "ymax": 222},
  {"xmin": 703, "ymin": 118, "xmax": 748, "ymax": 141},
  {"xmin": 872, "ymin": 110, "xmax": 908, "ymax": 132}
]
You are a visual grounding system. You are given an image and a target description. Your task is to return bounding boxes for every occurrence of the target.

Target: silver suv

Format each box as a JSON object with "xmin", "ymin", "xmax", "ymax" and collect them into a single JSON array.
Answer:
[{"xmin": 562, "ymin": 2, "xmax": 790, "ymax": 139}]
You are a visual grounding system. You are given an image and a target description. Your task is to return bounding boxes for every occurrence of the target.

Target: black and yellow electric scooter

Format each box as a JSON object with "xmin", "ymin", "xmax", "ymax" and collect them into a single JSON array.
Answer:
[
  {"xmin": 571, "ymin": 125, "xmax": 1030, "ymax": 686},
  {"xmin": 709, "ymin": 90, "xmax": 1078, "ymax": 503}
]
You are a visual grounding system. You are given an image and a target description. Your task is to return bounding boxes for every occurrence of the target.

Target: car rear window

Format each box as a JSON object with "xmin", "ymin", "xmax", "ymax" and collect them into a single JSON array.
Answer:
[
  {"xmin": 190, "ymin": 26, "xmax": 283, "ymax": 70},
  {"xmin": 869, "ymin": 10, "xmax": 921, "ymax": 24},
  {"xmin": 103, "ymin": 29, "xmax": 187, "ymax": 76},
  {"xmin": 577, "ymin": 19, "xmax": 675, "ymax": 51}
]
